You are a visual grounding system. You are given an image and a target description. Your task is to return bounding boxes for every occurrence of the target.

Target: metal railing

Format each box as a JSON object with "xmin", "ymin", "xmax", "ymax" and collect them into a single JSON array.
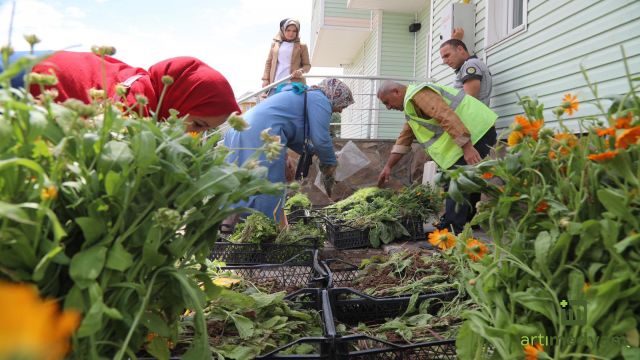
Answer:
[{"xmin": 232, "ymin": 74, "xmax": 430, "ymax": 140}]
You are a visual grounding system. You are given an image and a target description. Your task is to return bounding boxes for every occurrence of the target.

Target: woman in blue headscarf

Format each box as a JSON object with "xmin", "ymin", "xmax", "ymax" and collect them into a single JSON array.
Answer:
[{"xmin": 223, "ymin": 78, "xmax": 354, "ymax": 223}]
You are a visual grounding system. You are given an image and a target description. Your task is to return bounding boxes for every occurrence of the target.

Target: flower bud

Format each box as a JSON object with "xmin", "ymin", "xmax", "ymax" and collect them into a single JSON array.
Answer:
[
  {"xmin": 24, "ymin": 34, "xmax": 41, "ymax": 47},
  {"xmin": 288, "ymin": 182, "xmax": 302, "ymax": 192},
  {"xmin": 228, "ymin": 113, "xmax": 250, "ymax": 131},
  {"xmin": 63, "ymin": 99, "xmax": 96, "ymax": 117},
  {"xmin": 40, "ymin": 185, "xmax": 58, "ymax": 201},
  {"xmin": 115, "ymin": 84, "xmax": 128, "ymax": 97},
  {"xmin": 468, "ymin": 279, "xmax": 476, "ymax": 286},
  {"xmin": 135, "ymin": 94, "xmax": 148, "ymax": 106},
  {"xmin": 26, "ymin": 72, "xmax": 59, "ymax": 86},
  {"xmin": 91, "ymin": 45, "xmax": 116, "ymax": 56},
  {"xmin": 88, "ymin": 88, "xmax": 106, "ymax": 102},
  {"xmin": 161, "ymin": 75, "xmax": 174, "ymax": 85}
]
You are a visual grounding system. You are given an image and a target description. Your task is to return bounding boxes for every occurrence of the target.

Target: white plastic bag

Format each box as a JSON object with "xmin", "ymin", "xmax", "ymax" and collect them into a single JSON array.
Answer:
[{"xmin": 315, "ymin": 141, "xmax": 371, "ymax": 194}]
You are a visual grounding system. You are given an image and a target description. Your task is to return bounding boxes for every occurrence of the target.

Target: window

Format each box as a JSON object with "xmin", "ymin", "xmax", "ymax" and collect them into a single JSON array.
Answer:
[{"xmin": 486, "ymin": 0, "xmax": 527, "ymax": 48}]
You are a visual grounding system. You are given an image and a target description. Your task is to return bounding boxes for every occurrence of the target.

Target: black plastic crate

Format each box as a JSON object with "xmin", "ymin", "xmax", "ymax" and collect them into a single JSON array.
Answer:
[
  {"xmin": 210, "ymin": 239, "xmax": 320, "ymax": 265},
  {"xmin": 321, "ymin": 217, "xmax": 371, "ymax": 250},
  {"xmin": 334, "ymin": 336, "xmax": 456, "ymax": 359},
  {"xmin": 328, "ymin": 287, "xmax": 458, "ymax": 325},
  {"xmin": 257, "ymin": 289, "xmax": 336, "ymax": 359},
  {"xmin": 286, "ymin": 206, "xmax": 310, "ymax": 224},
  {"xmin": 218, "ymin": 250, "xmax": 330, "ymax": 294},
  {"xmin": 401, "ymin": 216, "xmax": 425, "ymax": 242},
  {"xmin": 318, "ymin": 215, "xmax": 425, "ymax": 250}
]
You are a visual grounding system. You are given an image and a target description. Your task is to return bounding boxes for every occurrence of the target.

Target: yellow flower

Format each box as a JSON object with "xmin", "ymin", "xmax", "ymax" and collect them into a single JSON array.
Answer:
[
  {"xmin": 188, "ymin": 131, "xmax": 200, "ymax": 139},
  {"xmin": 562, "ymin": 93, "xmax": 579, "ymax": 116},
  {"xmin": 587, "ymin": 150, "xmax": 619, "ymax": 162},
  {"xmin": 212, "ymin": 277, "xmax": 241, "ymax": 288},
  {"xmin": 427, "ymin": 229, "xmax": 456, "ymax": 250},
  {"xmin": 524, "ymin": 342, "xmax": 545, "ymax": 360},
  {"xmin": 0, "ymin": 281, "xmax": 81, "ymax": 360},
  {"xmin": 508, "ymin": 131, "xmax": 524, "ymax": 147},
  {"xmin": 465, "ymin": 238, "xmax": 488, "ymax": 262},
  {"xmin": 40, "ymin": 185, "xmax": 58, "ymax": 201}
]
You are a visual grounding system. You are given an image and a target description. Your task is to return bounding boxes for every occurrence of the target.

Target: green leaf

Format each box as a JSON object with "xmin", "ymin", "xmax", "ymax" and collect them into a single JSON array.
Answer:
[
  {"xmin": 293, "ymin": 343, "xmax": 315, "ymax": 355},
  {"xmin": 132, "ymin": 130, "xmax": 158, "ymax": 170},
  {"xmin": 511, "ymin": 289, "xmax": 555, "ymax": 321},
  {"xmin": 32, "ymin": 245, "xmax": 63, "ymax": 281},
  {"xmin": 142, "ymin": 226, "xmax": 167, "ymax": 267},
  {"xmin": 105, "ymin": 242, "xmax": 134, "ymax": 272},
  {"xmin": 615, "ymin": 232, "xmax": 640, "ymax": 253},
  {"xmin": 0, "ymin": 201, "xmax": 34, "ymax": 224},
  {"xmin": 99, "ymin": 140, "xmax": 134, "ymax": 170},
  {"xmin": 597, "ymin": 188, "xmax": 628, "ymax": 220},
  {"xmin": 142, "ymin": 312, "xmax": 172, "ymax": 338},
  {"xmin": 231, "ymin": 314, "xmax": 255, "ymax": 339},
  {"xmin": 64, "ymin": 285, "xmax": 85, "ymax": 311},
  {"xmin": 104, "ymin": 170, "xmax": 122, "ymax": 196},
  {"xmin": 69, "ymin": 245, "xmax": 107, "ymax": 287},
  {"xmin": 146, "ymin": 336, "xmax": 170, "ymax": 360},
  {"xmin": 622, "ymin": 346, "xmax": 640, "ymax": 360},
  {"xmin": 103, "ymin": 305, "xmax": 124, "ymax": 320},
  {"xmin": 76, "ymin": 301, "xmax": 105, "ymax": 337},
  {"xmin": 534, "ymin": 231, "xmax": 551, "ymax": 274},
  {"xmin": 456, "ymin": 321, "xmax": 484, "ymax": 360},
  {"xmin": 75, "ymin": 217, "xmax": 106, "ymax": 245},
  {"xmin": 251, "ymin": 292, "xmax": 284, "ymax": 309}
]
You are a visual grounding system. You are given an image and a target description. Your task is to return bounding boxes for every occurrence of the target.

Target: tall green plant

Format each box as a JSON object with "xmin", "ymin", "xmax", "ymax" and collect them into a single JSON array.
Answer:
[
  {"xmin": 0, "ymin": 51, "xmax": 281, "ymax": 359},
  {"xmin": 444, "ymin": 54, "xmax": 640, "ymax": 359}
]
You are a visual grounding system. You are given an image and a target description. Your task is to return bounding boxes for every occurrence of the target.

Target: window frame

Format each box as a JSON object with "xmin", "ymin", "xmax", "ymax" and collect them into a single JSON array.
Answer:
[{"xmin": 485, "ymin": 0, "xmax": 528, "ymax": 51}]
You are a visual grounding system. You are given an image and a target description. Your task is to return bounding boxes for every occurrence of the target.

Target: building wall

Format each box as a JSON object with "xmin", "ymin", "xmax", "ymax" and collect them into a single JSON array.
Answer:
[
  {"xmin": 415, "ymin": 4, "xmax": 431, "ymax": 81},
  {"xmin": 429, "ymin": 0, "xmax": 640, "ymax": 132},
  {"xmin": 340, "ymin": 10, "xmax": 381, "ymax": 139},
  {"xmin": 323, "ymin": 0, "xmax": 370, "ymax": 19},
  {"xmin": 377, "ymin": 12, "xmax": 418, "ymax": 139}
]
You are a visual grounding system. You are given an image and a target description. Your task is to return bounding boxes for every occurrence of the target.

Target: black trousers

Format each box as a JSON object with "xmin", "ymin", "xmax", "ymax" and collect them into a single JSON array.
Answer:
[{"xmin": 443, "ymin": 127, "xmax": 497, "ymax": 233}]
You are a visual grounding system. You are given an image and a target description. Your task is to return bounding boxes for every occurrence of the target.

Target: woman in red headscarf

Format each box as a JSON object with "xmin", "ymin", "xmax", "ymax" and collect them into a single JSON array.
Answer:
[{"xmin": 29, "ymin": 51, "xmax": 240, "ymax": 132}]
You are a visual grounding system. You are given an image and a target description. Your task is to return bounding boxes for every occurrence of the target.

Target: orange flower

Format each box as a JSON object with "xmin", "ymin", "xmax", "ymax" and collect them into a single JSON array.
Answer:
[
  {"xmin": 508, "ymin": 131, "xmax": 524, "ymax": 147},
  {"xmin": 513, "ymin": 115, "xmax": 530, "ymax": 132},
  {"xmin": 554, "ymin": 132, "xmax": 578, "ymax": 156},
  {"xmin": 188, "ymin": 131, "xmax": 200, "ymax": 139},
  {"xmin": 562, "ymin": 93, "xmax": 579, "ymax": 116},
  {"xmin": 615, "ymin": 126, "xmax": 640, "ymax": 149},
  {"xmin": 40, "ymin": 185, "xmax": 58, "ymax": 201},
  {"xmin": 587, "ymin": 150, "xmax": 619, "ymax": 162},
  {"xmin": 0, "ymin": 282, "xmax": 81, "ymax": 360},
  {"xmin": 548, "ymin": 151, "xmax": 557, "ymax": 160},
  {"xmin": 614, "ymin": 111, "xmax": 633, "ymax": 129},
  {"xmin": 465, "ymin": 238, "xmax": 488, "ymax": 262},
  {"xmin": 535, "ymin": 201, "xmax": 549, "ymax": 213},
  {"xmin": 481, "ymin": 172, "xmax": 493, "ymax": 179},
  {"xmin": 427, "ymin": 229, "xmax": 456, "ymax": 250},
  {"xmin": 513, "ymin": 116, "xmax": 543, "ymax": 140},
  {"xmin": 528, "ymin": 119, "xmax": 544, "ymax": 140},
  {"xmin": 595, "ymin": 127, "xmax": 616, "ymax": 137},
  {"xmin": 524, "ymin": 342, "xmax": 545, "ymax": 360}
]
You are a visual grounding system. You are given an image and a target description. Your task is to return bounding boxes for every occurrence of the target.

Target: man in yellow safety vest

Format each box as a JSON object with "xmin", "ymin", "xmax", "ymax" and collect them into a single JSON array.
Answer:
[{"xmin": 377, "ymin": 80, "xmax": 497, "ymax": 234}]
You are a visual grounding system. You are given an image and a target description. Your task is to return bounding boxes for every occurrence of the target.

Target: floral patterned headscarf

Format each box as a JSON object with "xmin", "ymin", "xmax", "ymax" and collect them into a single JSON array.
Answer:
[{"xmin": 312, "ymin": 78, "xmax": 355, "ymax": 111}]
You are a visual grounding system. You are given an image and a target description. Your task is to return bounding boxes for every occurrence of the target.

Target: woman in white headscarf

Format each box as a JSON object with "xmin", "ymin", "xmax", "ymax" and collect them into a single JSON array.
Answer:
[{"xmin": 261, "ymin": 18, "xmax": 311, "ymax": 90}]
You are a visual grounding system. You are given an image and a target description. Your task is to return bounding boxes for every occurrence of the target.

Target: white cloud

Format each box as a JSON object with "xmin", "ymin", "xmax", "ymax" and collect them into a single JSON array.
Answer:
[{"xmin": 65, "ymin": 6, "xmax": 85, "ymax": 18}]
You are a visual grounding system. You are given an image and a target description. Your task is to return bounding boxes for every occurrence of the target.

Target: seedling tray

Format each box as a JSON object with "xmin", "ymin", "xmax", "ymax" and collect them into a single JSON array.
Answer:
[
  {"xmin": 211, "ymin": 239, "xmax": 320, "ymax": 265},
  {"xmin": 333, "ymin": 336, "xmax": 456, "ymax": 359},
  {"xmin": 318, "ymin": 215, "xmax": 425, "ymax": 250},
  {"xmin": 218, "ymin": 250, "xmax": 329, "ymax": 294}
]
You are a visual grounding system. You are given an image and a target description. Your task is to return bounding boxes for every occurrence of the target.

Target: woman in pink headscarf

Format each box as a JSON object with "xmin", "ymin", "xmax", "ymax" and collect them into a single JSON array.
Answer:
[{"xmin": 30, "ymin": 51, "xmax": 240, "ymax": 132}]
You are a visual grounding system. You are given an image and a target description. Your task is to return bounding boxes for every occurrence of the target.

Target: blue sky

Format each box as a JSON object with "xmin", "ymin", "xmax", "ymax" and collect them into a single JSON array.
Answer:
[{"xmin": 0, "ymin": 0, "xmax": 340, "ymax": 96}]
